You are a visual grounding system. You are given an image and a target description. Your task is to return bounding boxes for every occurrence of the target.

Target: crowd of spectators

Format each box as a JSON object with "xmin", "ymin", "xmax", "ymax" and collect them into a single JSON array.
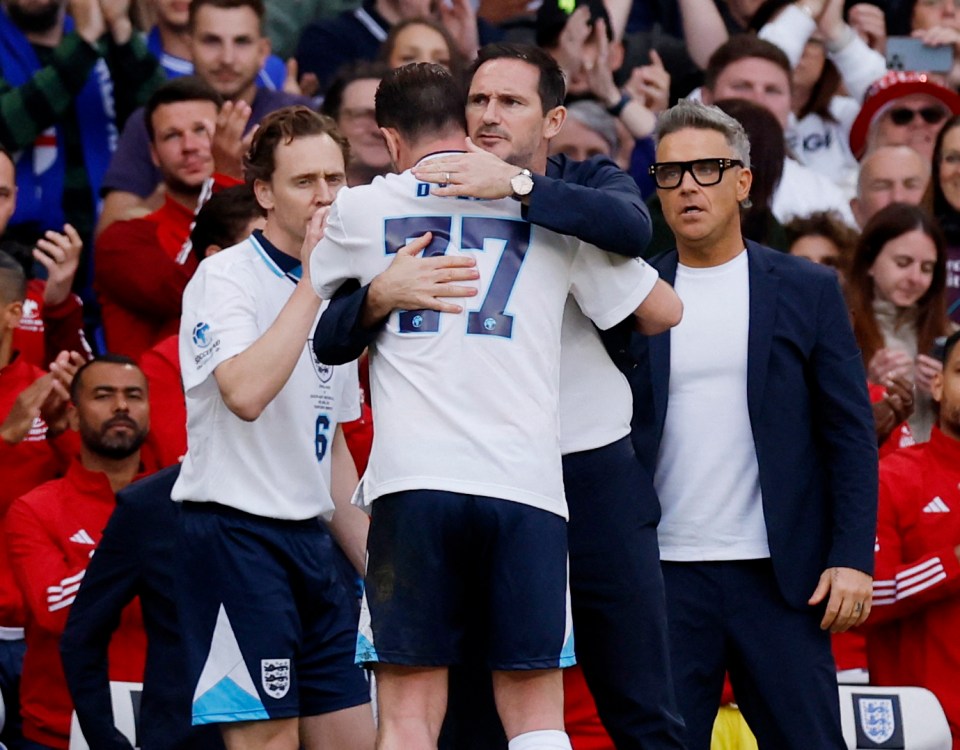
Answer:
[{"xmin": 2, "ymin": 0, "xmax": 960, "ymax": 747}]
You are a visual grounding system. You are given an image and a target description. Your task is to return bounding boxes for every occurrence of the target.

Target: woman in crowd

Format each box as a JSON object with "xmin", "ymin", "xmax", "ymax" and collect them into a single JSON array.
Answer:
[
  {"xmin": 847, "ymin": 202, "xmax": 954, "ymax": 442},
  {"xmin": 928, "ymin": 113, "xmax": 960, "ymax": 323},
  {"xmin": 785, "ymin": 209, "xmax": 858, "ymax": 277},
  {"xmin": 379, "ymin": 18, "xmax": 466, "ymax": 77},
  {"xmin": 755, "ymin": 0, "xmax": 885, "ymax": 196}
]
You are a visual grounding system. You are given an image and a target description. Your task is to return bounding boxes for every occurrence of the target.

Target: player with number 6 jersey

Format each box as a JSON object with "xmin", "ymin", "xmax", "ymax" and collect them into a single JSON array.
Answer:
[
  {"xmin": 171, "ymin": 107, "xmax": 375, "ymax": 750},
  {"xmin": 174, "ymin": 232, "xmax": 360, "ymax": 520}
]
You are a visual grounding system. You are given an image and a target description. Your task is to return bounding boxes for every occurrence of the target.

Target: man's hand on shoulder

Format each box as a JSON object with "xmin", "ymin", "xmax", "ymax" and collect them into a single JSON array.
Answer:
[
  {"xmin": 362, "ymin": 233, "xmax": 479, "ymax": 328},
  {"xmin": 808, "ymin": 566, "xmax": 873, "ymax": 633},
  {"xmin": 410, "ymin": 139, "xmax": 522, "ymax": 200}
]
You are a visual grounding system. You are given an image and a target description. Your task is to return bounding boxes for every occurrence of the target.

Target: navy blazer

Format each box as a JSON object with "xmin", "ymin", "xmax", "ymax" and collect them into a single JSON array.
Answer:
[
  {"xmin": 60, "ymin": 466, "xmax": 223, "ymax": 750},
  {"xmin": 628, "ymin": 241, "xmax": 879, "ymax": 609}
]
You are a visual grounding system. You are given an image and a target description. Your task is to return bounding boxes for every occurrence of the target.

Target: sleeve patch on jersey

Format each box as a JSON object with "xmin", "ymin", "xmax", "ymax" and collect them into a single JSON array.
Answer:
[{"xmin": 190, "ymin": 321, "xmax": 222, "ymax": 369}]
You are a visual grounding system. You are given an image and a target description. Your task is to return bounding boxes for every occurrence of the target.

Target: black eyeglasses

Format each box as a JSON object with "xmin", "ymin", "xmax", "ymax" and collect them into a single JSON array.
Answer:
[
  {"xmin": 888, "ymin": 106, "xmax": 948, "ymax": 126},
  {"xmin": 648, "ymin": 158, "xmax": 744, "ymax": 189}
]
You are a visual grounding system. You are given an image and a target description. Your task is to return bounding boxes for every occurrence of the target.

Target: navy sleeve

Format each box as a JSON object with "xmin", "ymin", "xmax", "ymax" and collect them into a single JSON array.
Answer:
[
  {"xmin": 313, "ymin": 282, "xmax": 380, "ymax": 365},
  {"xmin": 528, "ymin": 155, "xmax": 651, "ymax": 258},
  {"xmin": 809, "ymin": 272, "xmax": 880, "ymax": 576},
  {"xmin": 60, "ymin": 498, "xmax": 141, "ymax": 750}
]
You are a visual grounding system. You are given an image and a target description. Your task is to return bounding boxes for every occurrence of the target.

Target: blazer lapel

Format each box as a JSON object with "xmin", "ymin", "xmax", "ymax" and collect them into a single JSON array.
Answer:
[
  {"xmin": 650, "ymin": 252, "xmax": 679, "ymax": 439},
  {"xmin": 746, "ymin": 242, "xmax": 778, "ymax": 427}
]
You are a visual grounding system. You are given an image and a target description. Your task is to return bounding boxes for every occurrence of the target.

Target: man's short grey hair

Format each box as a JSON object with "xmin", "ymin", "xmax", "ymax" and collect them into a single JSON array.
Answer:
[
  {"xmin": 565, "ymin": 100, "xmax": 619, "ymax": 156},
  {"xmin": 655, "ymin": 99, "xmax": 751, "ymax": 169}
]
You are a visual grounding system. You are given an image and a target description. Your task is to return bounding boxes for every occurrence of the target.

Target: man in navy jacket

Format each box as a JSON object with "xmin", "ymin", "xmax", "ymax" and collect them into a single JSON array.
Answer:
[{"xmin": 629, "ymin": 100, "xmax": 877, "ymax": 750}]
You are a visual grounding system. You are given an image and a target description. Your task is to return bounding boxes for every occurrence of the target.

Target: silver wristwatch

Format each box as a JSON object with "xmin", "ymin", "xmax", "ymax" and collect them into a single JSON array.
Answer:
[{"xmin": 510, "ymin": 168, "xmax": 534, "ymax": 199}]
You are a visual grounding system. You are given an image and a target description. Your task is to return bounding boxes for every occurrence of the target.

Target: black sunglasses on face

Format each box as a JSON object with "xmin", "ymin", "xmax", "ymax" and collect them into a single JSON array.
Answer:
[
  {"xmin": 648, "ymin": 158, "xmax": 744, "ymax": 189},
  {"xmin": 888, "ymin": 106, "xmax": 948, "ymax": 126}
]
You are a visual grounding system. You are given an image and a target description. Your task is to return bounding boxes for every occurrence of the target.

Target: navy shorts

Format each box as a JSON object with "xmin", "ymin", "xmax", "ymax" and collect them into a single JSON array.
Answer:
[
  {"xmin": 176, "ymin": 503, "xmax": 370, "ymax": 725},
  {"xmin": 357, "ymin": 490, "xmax": 574, "ymax": 671}
]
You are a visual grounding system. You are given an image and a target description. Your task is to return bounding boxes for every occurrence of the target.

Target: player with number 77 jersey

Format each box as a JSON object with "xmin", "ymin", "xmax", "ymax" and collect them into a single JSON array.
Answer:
[
  {"xmin": 311, "ymin": 157, "xmax": 659, "ymax": 521},
  {"xmin": 308, "ymin": 61, "xmax": 681, "ymax": 750}
]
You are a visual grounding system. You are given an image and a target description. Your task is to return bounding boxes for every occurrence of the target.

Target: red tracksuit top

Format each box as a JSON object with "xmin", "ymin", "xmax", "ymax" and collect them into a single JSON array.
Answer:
[
  {"xmin": 95, "ymin": 195, "xmax": 198, "ymax": 360},
  {"xmin": 12, "ymin": 280, "xmax": 89, "ymax": 370},
  {"xmin": 6, "ymin": 461, "xmax": 147, "ymax": 749},
  {"xmin": 868, "ymin": 427, "xmax": 960, "ymax": 748},
  {"xmin": 0, "ymin": 354, "xmax": 77, "ymax": 626}
]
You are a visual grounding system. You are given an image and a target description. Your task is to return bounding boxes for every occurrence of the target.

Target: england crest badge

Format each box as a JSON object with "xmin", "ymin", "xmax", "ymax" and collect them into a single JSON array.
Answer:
[
  {"xmin": 261, "ymin": 659, "xmax": 291, "ymax": 700},
  {"xmin": 309, "ymin": 345, "xmax": 334, "ymax": 383},
  {"xmin": 853, "ymin": 693, "xmax": 904, "ymax": 748}
]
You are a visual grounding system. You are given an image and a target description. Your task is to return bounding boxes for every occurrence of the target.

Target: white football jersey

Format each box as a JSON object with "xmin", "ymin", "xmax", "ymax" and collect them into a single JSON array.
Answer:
[
  {"xmin": 558, "ymin": 297, "xmax": 634, "ymax": 455},
  {"xmin": 173, "ymin": 233, "xmax": 361, "ymax": 521},
  {"xmin": 311, "ymin": 156, "xmax": 657, "ymax": 518}
]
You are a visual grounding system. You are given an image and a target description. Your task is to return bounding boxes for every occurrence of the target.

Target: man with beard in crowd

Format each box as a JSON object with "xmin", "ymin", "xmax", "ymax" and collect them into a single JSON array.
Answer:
[{"xmin": 7, "ymin": 355, "xmax": 157, "ymax": 750}]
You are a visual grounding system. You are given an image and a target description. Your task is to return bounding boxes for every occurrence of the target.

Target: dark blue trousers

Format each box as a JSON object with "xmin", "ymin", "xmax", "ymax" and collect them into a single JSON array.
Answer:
[
  {"xmin": 661, "ymin": 560, "xmax": 845, "ymax": 750},
  {"xmin": 565, "ymin": 437, "xmax": 686, "ymax": 750},
  {"xmin": 438, "ymin": 437, "xmax": 685, "ymax": 750}
]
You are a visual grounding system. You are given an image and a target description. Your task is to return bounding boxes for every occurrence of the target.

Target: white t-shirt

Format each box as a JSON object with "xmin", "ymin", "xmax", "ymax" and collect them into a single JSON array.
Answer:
[
  {"xmin": 173, "ymin": 233, "xmax": 361, "ymax": 521},
  {"xmin": 654, "ymin": 250, "xmax": 770, "ymax": 560},
  {"xmin": 558, "ymin": 297, "xmax": 633, "ymax": 454},
  {"xmin": 773, "ymin": 157, "xmax": 857, "ymax": 228},
  {"xmin": 761, "ymin": 3, "xmax": 884, "ymax": 197},
  {"xmin": 310, "ymin": 156, "xmax": 659, "ymax": 518},
  {"xmin": 787, "ymin": 99, "xmax": 860, "ymax": 201}
]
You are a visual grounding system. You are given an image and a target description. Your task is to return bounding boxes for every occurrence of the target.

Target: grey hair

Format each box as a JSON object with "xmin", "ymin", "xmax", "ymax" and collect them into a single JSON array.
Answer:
[
  {"xmin": 565, "ymin": 100, "xmax": 620, "ymax": 156},
  {"xmin": 655, "ymin": 99, "xmax": 751, "ymax": 169}
]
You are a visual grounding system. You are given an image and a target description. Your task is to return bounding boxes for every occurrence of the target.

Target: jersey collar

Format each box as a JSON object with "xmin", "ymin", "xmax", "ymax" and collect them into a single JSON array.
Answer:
[
  {"xmin": 414, "ymin": 150, "xmax": 467, "ymax": 168},
  {"xmin": 250, "ymin": 229, "xmax": 303, "ymax": 284}
]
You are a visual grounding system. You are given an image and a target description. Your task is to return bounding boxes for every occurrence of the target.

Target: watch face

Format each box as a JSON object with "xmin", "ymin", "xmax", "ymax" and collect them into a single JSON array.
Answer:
[{"xmin": 511, "ymin": 171, "xmax": 533, "ymax": 196}]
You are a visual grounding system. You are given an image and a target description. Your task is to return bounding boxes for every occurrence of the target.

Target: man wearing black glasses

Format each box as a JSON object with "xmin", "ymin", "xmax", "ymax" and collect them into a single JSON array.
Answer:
[{"xmin": 629, "ymin": 99, "xmax": 879, "ymax": 750}]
